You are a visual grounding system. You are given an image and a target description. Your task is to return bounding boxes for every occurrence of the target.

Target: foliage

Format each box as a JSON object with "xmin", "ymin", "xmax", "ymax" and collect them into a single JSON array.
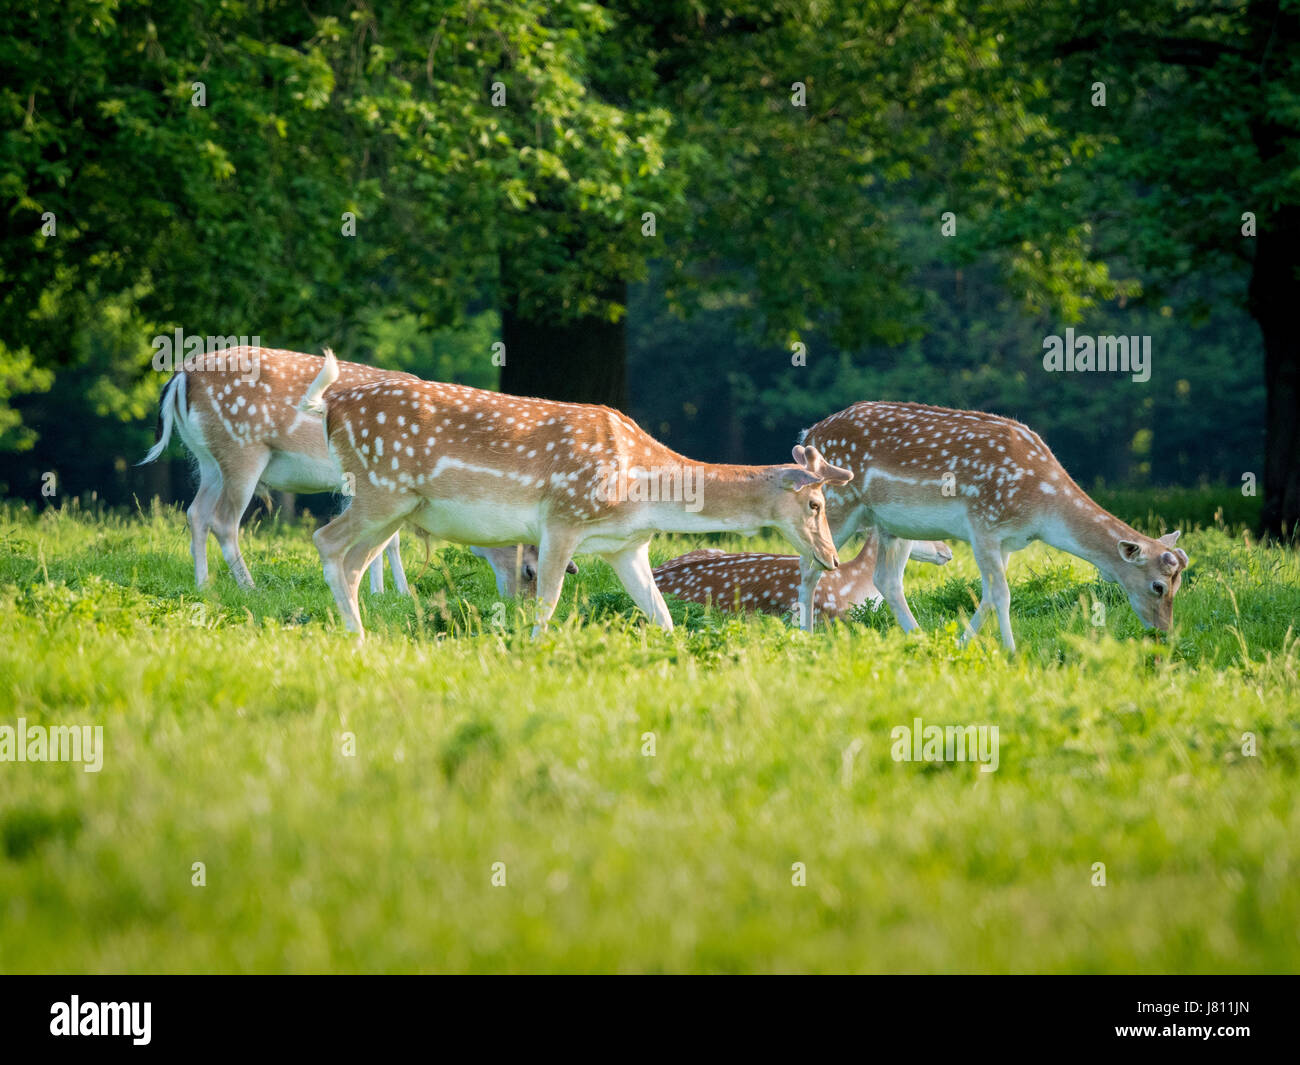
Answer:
[
  {"xmin": 629, "ymin": 251, "xmax": 1265, "ymax": 489},
  {"xmin": 0, "ymin": 0, "xmax": 683, "ymax": 436}
]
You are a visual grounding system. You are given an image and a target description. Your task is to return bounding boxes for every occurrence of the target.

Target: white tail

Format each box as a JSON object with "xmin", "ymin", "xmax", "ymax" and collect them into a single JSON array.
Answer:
[
  {"xmin": 653, "ymin": 530, "xmax": 951, "ymax": 620},
  {"xmin": 799, "ymin": 401, "xmax": 1189, "ymax": 650},
  {"xmin": 300, "ymin": 347, "xmax": 340, "ymax": 415},
  {"xmin": 139, "ymin": 372, "xmax": 187, "ymax": 465},
  {"xmin": 306, "ymin": 376, "xmax": 854, "ymax": 638}
]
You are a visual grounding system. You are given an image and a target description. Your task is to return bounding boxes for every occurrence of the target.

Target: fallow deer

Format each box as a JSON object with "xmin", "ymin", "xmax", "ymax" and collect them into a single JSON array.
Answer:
[
  {"xmin": 469, "ymin": 545, "xmax": 577, "ymax": 597},
  {"xmin": 653, "ymin": 531, "xmax": 952, "ymax": 620},
  {"xmin": 796, "ymin": 401, "xmax": 1189, "ymax": 650},
  {"xmin": 140, "ymin": 346, "xmax": 553, "ymax": 599},
  {"xmin": 299, "ymin": 349, "xmax": 852, "ymax": 638}
]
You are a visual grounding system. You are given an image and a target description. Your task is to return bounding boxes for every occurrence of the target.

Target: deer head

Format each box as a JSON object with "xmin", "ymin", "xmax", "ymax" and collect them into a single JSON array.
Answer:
[
  {"xmin": 908, "ymin": 540, "xmax": 954, "ymax": 565},
  {"xmin": 473, "ymin": 544, "xmax": 578, "ymax": 598},
  {"xmin": 1115, "ymin": 530, "xmax": 1190, "ymax": 632},
  {"xmin": 777, "ymin": 445, "xmax": 854, "ymax": 570}
]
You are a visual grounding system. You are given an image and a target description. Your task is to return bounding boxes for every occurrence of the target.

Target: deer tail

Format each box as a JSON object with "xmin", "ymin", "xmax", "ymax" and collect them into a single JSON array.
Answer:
[
  {"xmin": 300, "ymin": 347, "xmax": 340, "ymax": 415},
  {"xmin": 138, "ymin": 372, "xmax": 186, "ymax": 465}
]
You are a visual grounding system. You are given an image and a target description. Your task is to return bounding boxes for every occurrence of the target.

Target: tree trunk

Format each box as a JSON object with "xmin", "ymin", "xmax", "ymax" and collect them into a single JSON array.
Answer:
[
  {"xmin": 499, "ymin": 279, "xmax": 628, "ymax": 411},
  {"xmin": 1248, "ymin": 212, "xmax": 1300, "ymax": 538},
  {"xmin": 1248, "ymin": 41, "xmax": 1300, "ymax": 540}
]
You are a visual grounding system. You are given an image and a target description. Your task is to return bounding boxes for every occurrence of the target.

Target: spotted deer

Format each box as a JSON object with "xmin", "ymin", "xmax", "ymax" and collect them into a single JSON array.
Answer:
[
  {"xmin": 469, "ymin": 545, "xmax": 577, "ymax": 597},
  {"xmin": 796, "ymin": 401, "xmax": 1189, "ymax": 650},
  {"xmin": 299, "ymin": 349, "xmax": 852, "ymax": 638},
  {"xmin": 139, "ymin": 346, "xmax": 545, "ymax": 598},
  {"xmin": 653, "ymin": 531, "xmax": 952, "ymax": 621}
]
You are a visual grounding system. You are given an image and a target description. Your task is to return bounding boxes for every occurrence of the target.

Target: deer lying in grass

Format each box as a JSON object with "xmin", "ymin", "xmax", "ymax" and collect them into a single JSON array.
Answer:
[
  {"xmin": 299, "ymin": 349, "xmax": 852, "ymax": 638},
  {"xmin": 140, "ymin": 347, "xmax": 550, "ymax": 598},
  {"xmin": 653, "ymin": 532, "xmax": 952, "ymax": 621},
  {"xmin": 796, "ymin": 401, "xmax": 1189, "ymax": 651}
]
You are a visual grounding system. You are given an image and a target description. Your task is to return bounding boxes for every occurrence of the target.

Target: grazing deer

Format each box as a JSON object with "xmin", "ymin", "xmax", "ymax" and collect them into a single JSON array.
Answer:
[
  {"xmin": 796, "ymin": 402, "xmax": 1189, "ymax": 651},
  {"xmin": 299, "ymin": 349, "xmax": 852, "ymax": 638},
  {"xmin": 653, "ymin": 532, "xmax": 952, "ymax": 621},
  {"xmin": 469, "ymin": 545, "xmax": 577, "ymax": 597},
  {"xmin": 139, "ymin": 346, "xmax": 544, "ymax": 598}
]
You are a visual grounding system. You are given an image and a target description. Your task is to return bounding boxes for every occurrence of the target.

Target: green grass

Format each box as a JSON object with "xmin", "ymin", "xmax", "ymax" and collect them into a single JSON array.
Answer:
[{"xmin": 0, "ymin": 499, "xmax": 1297, "ymax": 973}]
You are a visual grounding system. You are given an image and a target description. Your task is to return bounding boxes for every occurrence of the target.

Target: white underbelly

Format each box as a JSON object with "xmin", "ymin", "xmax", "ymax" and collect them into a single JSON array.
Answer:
[
  {"xmin": 261, "ymin": 450, "xmax": 343, "ymax": 493},
  {"xmin": 870, "ymin": 501, "xmax": 972, "ymax": 543},
  {"xmin": 408, "ymin": 500, "xmax": 651, "ymax": 556},
  {"xmin": 411, "ymin": 499, "xmax": 539, "ymax": 546}
]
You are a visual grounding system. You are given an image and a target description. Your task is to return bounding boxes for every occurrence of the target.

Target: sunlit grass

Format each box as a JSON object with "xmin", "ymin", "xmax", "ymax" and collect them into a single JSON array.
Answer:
[{"xmin": 0, "ymin": 501, "xmax": 1297, "ymax": 973}]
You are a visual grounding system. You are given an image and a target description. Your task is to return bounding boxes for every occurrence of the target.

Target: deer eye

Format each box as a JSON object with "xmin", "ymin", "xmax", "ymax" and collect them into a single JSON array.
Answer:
[
  {"xmin": 1150, "ymin": 581, "xmax": 1166, "ymax": 597},
  {"xmin": 809, "ymin": 500, "xmax": 821, "ymax": 513}
]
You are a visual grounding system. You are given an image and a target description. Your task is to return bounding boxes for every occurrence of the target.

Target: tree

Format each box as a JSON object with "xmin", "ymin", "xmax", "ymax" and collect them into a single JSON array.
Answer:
[
  {"xmin": 554, "ymin": 0, "xmax": 1128, "ymax": 401},
  {"xmin": 1002, "ymin": 0, "xmax": 1300, "ymax": 536},
  {"xmin": 0, "ymin": 1, "xmax": 682, "ymax": 438}
]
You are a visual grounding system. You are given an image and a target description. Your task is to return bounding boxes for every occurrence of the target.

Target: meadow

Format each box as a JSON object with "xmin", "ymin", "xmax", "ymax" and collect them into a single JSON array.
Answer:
[{"xmin": 0, "ymin": 499, "xmax": 1297, "ymax": 973}]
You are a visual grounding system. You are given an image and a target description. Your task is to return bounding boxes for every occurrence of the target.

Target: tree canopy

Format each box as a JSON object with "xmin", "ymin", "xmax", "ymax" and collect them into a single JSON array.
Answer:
[{"xmin": 1, "ymin": 1, "xmax": 1294, "ymax": 532}]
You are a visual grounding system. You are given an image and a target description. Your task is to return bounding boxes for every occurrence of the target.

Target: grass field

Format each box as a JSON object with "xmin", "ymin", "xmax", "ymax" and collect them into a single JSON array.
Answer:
[{"xmin": 0, "ymin": 499, "xmax": 1297, "ymax": 973}]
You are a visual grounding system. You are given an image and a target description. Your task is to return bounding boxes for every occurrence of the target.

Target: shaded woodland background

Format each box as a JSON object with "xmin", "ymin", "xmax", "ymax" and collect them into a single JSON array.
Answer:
[{"xmin": 1, "ymin": 1, "xmax": 1294, "ymax": 532}]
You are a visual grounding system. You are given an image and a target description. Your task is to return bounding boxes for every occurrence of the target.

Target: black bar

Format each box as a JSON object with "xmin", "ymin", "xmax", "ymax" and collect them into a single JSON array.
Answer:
[{"xmin": 1, "ymin": 975, "xmax": 1293, "ymax": 1053}]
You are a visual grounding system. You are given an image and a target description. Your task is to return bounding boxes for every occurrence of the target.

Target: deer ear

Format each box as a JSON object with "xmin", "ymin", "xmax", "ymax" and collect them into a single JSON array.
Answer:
[
  {"xmin": 1158, "ymin": 531, "xmax": 1182, "ymax": 547},
  {"xmin": 781, "ymin": 467, "xmax": 820, "ymax": 492},
  {"xmin": 1118, "ymin": 540, "xmax": 1146, "ymax": 564}
]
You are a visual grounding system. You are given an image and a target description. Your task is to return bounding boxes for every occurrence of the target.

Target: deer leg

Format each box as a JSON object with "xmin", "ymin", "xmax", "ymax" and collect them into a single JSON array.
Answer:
[
  {"xmin": 365, "ymin": 532, "xmax": 399, "ymax": 595},
  {"xmin": 797, "ymin": 554, "xmax": 823, "ymax": 632},
  {"xmin": 604, "ymin": 541, "xmax": 674, "ymax": 631},
  {"xmin": 873, "ymin": 532, "xmax": 921, "ymax": 633},
  {"xmin": 992, "ymin": 548, "xmax": 1015, "ymax": 651},
  {"xmin": 384, "ymin": 532, "xmax": 410, "ymax": 596},
  {"xmin": 531, "ymin": 530, "xmax": 582, "ymax": 637},
  {"xmin": 210, "ymin": 448, "xmax": 270, "ymax": 589},
  {"xmin": 314, "ymin": 510, "xmax": 363, "ymax": 633},
  {"xmin": 342, "ymin": 530, "xmax": 404, "ymax": 616},
  {"xmin": 961, "ymin": 537, "xmax": 1014, "ymax": 651},
  {"xmin": 314, "ymin": 505, "xmax": 409, "ymax": 637},
  {"xmin": 186, "ymin": 457, "xmax": 221, "ymax": 587},
  {"xmin": 960, "ymin": 568, "xmax": 993, "ymax": 643}
]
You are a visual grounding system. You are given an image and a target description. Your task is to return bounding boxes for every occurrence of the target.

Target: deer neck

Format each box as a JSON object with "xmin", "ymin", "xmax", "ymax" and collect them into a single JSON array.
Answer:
[
  {"xmin": 625, "ymin": 460, "xmax": 780, "ymax": 535},
  {"xmin": 1039, "ymin": 489, "xmax": 1145, "ymax": 583}
]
